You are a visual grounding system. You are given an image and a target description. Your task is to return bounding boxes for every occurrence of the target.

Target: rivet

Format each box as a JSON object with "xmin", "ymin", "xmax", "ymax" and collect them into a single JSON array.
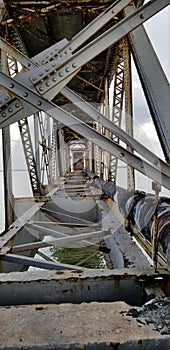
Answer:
[
  {"xmin": 45, "ymin": 67, "xmax": 50, "ymax": 72},
  {"xmin": 9, "ymin": 84, "xmax": 14, "ymax": 88},
  {"xmin": 39, "ymin": 72, "xmax": 43, "ymax": 76},
  {"xmin": 32, "ymin": 77, "xmax": 36, "ymax": 81},
  {"xmin": 4, "ymin": 96, "xmax": 9, "ymax": 100},
  {"xmin": 46, "ymin": 82, "xmax": 50, "ymax": 86},
  {"xmin": 23, "ymin": 93, "xmax": 28, "ymax": 97},
  {"xmin": 59, "ymin": 72, "xmax": 63, "ymax": 77},
  {"xmin": 69, "ymin": 47, "xmax": 72, "ymax": 51},
  {"xmin": 39, "ymin": 86, "xmax": 44, "ymax": 91},
  {"xmin": 72, "ymin": 63, "xmax": 77, "ymax": 68},
  {"xmin": 52, "ymin": 62, "xmax": 56, "ymax": 67},
  {"xmin": 27, "ymin": 63, "xmax": 31, "ymax": 67},
  {"xmin": 52, "ymin": 77, "xmax": 57, "ymax": 82},
  {"xmin": 140, "ymin": 14, "xmax": 144, "ymax": 19},
  {"xmin": 120, "ymin": 152, "xmax": 124, "ymax": 157},
  {"xmin": 37, "ymin": 101, "xmax": 42, "ymax": 106},
  {"xmin": 8, "ymin": 107, "xmax": 13, "ymax": 113},
  {"xmin": 65, "ymin": 50, "xmax": 68, "ymax": 54},
  {"xmin": 2, "ymin": 112, "xmax": 6, "ymax": 117},
  {"xmin": 15, "ymin": 103, "xmax": 20, "ymax": 108},
  {"xmin": 66, "ymin": 67, "xmax": 70, "ymax": 72}
]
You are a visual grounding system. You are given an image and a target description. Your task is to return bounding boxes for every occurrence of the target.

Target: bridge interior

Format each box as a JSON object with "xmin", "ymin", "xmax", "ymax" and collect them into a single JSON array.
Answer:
[{"xmin": 0, "ymin": 0, "xmax": 170, "ymax": 348}]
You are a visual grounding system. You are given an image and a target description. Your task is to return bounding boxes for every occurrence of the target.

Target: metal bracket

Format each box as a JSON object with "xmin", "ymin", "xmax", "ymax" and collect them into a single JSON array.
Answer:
[
  {"xmin": 33, "ymin": 38, "xmax": 69, "ymax": 65},
  {"xmin": 27, "ymin": 0, "xmax": 169, "ymax": 96},
  {"xmin": 0, "ymin": 97, "xmax": 24, "ymax": 121}
]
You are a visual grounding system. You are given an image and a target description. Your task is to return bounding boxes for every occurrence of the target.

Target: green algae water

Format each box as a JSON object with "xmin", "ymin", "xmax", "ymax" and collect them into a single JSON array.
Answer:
[{"xmin": 50, "ymin": 246, "xmax": 106, "ymax": 269}]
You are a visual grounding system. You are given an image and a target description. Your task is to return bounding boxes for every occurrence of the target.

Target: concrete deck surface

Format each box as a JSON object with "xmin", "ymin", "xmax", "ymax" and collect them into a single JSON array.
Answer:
[{"xmin": 0, "ymin": 301, "xmax": 169, "ymax": 349}]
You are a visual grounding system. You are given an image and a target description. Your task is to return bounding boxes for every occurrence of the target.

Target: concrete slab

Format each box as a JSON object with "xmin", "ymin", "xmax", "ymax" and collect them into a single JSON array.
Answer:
[{"xmin": 0, "ymin": 301, "xmax": 169, "ymax": 349}]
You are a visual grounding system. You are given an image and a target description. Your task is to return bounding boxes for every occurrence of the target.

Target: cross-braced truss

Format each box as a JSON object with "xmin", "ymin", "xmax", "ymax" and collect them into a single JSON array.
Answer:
[{"xmin": 0, "ymin": 0, "xmax": 170, "ymax": 275}]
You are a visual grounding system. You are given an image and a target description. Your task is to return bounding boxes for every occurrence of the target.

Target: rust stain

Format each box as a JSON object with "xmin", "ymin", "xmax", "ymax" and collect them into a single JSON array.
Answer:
[
  {"xmin": 55, "ymin": 271, "xmax": 64, "ymax": 275},
  {"xmin": 71, "ymin": 270, "xmax": 83, "ymax": 274}
]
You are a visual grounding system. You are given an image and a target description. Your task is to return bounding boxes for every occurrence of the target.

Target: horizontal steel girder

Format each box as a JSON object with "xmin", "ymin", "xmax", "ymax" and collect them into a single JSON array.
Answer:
[{"xmin": 0, "ymin": 253, "xmax": 82, "ymax": 270}]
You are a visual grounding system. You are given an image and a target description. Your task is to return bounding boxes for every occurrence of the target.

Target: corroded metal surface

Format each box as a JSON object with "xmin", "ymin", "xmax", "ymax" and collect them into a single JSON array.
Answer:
[{"xmin": 0, "ymin": 268, "xmax": 169, "ymax": 306}]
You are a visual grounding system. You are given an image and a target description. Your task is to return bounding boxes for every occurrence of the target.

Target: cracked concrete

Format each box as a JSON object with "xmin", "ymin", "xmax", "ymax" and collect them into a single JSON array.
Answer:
[{"xmin": 0, "ymin": 301, "xmax": 169, "ymax": 349}]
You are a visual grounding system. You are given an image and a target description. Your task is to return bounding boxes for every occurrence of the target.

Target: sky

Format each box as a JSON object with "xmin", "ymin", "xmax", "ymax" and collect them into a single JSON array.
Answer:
[{"xmin": 0, "ymin": 1, "xmax": 170, "ymax": 197}]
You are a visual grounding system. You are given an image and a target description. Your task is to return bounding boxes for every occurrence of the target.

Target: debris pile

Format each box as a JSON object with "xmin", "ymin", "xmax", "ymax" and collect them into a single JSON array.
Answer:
[{"xmin": 127, "ymin": 298, "xmax": 170, "ymax": 335}]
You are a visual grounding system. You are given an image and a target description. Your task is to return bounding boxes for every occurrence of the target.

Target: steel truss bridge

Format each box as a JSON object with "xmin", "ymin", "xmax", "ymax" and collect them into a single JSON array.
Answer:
[{"xmin": 0, "ymin": 0, "xmax": 170, "ymax": 348}]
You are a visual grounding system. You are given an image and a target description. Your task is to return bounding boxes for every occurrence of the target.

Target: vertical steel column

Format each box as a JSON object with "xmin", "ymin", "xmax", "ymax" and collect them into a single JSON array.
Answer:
[
  {"xmin": 124, "ymin": 37, "xmax": 135, "ymax": 190},
  {"xmin": 1, "ymin": 49, "xmax": 14, "ymax": 230},
  {"xmin": 50, "ymin": 119, "xmax": 58, "ymax": 182},
  {"xmin": 94, "ymin": 120, "xmax": 102, "ymax": 177},
  {"xmin": 109, "ymin": 40, "xmax": 125, "ymax": 184},
  {"xmin": 37, "ymin": 112, "xmax": 51, "ymax": 185},
  {"xmin": 18, "ymin": 118, "xmax": 41, "ymax": 195},
  {"xmin": 34, "ymin": 112, "xmax": 41, "ymax": 182},
  {"xmin": 102, "ymin": 77, "xmax": 110, "ymax": 181}
]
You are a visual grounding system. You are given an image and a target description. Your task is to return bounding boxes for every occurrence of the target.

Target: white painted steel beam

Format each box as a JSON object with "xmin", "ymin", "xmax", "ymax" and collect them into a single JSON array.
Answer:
[
  {"xmin": 11, "ymin": 229, "xmax": 109, "ymax": 252},
  {"xmin": 0, "ymin": 253, "xmax": 82, "ymax": 270}
]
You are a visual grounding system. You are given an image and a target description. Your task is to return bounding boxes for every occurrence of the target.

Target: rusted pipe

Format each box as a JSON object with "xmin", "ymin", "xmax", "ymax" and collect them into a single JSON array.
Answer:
[{"xmin": 84, "ymin": 170, "xmax": 170, "ymax": 271}]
